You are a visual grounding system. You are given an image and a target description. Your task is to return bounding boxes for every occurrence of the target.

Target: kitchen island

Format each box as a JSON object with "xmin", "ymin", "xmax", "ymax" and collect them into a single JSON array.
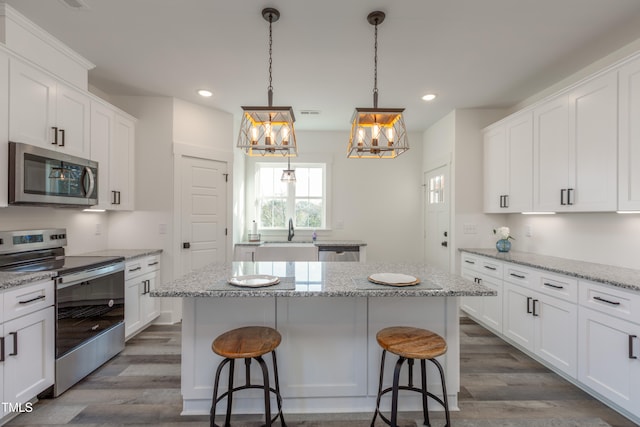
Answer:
[{"xmin": 152, "ymin": 261, "xmax": 494, "ymax": 416}]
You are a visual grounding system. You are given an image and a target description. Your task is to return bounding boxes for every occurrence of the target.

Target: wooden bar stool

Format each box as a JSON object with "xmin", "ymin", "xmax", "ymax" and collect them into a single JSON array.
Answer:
[
  {"xmin": 210, "ymin": 326, "xmax": 286, "ymax": 427},
  {"xmin": 371, "ymin": 326, "xmax": 451, "ymax": 427}
]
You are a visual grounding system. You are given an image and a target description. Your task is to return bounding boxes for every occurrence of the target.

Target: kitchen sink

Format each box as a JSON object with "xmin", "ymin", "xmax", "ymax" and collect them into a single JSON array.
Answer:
[{"xmin": 262, "ymin": 241, "xmax": 315, "ymax": 247}]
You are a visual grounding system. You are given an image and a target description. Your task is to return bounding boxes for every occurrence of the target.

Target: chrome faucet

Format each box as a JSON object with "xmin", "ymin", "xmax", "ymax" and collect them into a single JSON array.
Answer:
[{"xmin": 288, "ymin": 218, "xmax": 295, "ymax": 241}]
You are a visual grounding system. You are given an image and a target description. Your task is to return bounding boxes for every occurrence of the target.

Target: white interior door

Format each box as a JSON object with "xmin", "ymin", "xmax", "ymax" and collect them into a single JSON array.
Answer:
[
  {"xmin": 180, "ymin": 155, "xmax": 227, "ymax": 275},
  {"xmin": 424, "ymin": 165, "xmax": 450, "ymax": 272}
]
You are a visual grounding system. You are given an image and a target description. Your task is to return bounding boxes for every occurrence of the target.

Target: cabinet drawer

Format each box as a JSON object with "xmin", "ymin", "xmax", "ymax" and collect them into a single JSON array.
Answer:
[
  {"xmin": 579, "ymin": 280, "xmax": 640, "ymax": 324},
  {"xmin": 125, "ymin": 259, "xmax": 145, "ymax": 280},
  {"xmin": 478, "ymin": 257, "xmax": 503, "ymax": 279},
  {"xmin": 144, "ymin": 255, "xmax": 160, "ymax": 272},
  {"xmin": 536, "ymin": 271, "xmax": 578, "ymax": 303},
  {"xmin": 461, "ymin": 253, "xmax": 482, "ymax": 272},
  {"xmin": 3, "ymin": 280, "xmax": 54, "ymax": 321},
  {"xmin": 504, "ymin": 264, "xmax": 536, "ymax": 287}
]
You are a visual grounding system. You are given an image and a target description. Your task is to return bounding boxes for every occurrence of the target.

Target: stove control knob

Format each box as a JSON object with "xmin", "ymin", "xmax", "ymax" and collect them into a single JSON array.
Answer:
[{"xmin": 50, "ymin": 234, "xmax": 58, "ymax": 240}]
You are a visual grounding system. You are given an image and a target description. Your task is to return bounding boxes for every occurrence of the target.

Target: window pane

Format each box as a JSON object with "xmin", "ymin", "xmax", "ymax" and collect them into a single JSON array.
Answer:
[
  {"xmin": 295, "ymin": 168, "xmax": 309, "ymax": 197},
  {"xmin": 309, "ymin": 168, "xmax": 323, "ymax": 197},
  {"xmin": 260, "ymin": 198, "xmax": 287, "ymax": 228},
  {"xmin": 295, "ymin": 199, "xmax": 322, "ymax": 228}
]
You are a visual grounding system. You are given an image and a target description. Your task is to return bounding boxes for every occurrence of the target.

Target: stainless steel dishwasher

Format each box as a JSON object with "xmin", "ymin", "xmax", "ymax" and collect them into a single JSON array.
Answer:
[{"xmin": 317, "ymin": 245, "xmax": 360, "ymax": 262}]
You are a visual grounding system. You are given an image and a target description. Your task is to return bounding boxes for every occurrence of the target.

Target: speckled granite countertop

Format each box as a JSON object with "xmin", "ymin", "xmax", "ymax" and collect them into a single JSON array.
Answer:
[
  {"xmin": 151, "ymin": 261, "xmax": 493, "ymax": 297},
  {"xmin": 235, "ymin": 240, "xmax": 367, "ymax": 247},
  {"xmin": 460, "ymin": 249, "xmax": 640, "ymax": 292},
  {"xmin": 0, "ymin": 270, "xmax": 56, "ymax": 290},
  {"xmin": 1, "ymin": 249, "xmax": 162, "ymax": 290},
  {"xmin": 77, "ymin": 249, "xmax": 162, "ymax": 261}
]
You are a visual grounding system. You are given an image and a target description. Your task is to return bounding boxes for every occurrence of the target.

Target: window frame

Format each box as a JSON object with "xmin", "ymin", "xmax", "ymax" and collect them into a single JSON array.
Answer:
[{"xmin": 253, "ymin": 161, "xmax": 331, "ymax": 231}]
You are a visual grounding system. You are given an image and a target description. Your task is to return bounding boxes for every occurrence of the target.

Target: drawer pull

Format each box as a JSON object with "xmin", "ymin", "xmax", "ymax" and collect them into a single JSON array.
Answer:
[
  {"xmin": 593, "ymin": 296, "xmax": 620, "ymax": 306},
  {"xmin": 484, "ymin": 265, "xmax": 497, "ymax": 271},
  {"xmin": 543, "ymin": 282, "xmax": 564, "ymax": 290},
  {"xmin": 464, "ymin": 260, "xmax": 475, "ymax": 264},
  {"xmin": 630, "ymin": 335, "xmax": 638, "ymax": 359},
  {"xmin": 510, "ymin": 273, "xmax": 526, "ymax": 279},
  {"xmin": 9, "ymin": 332, "xmax": 17, "ymax": 356},
  {"xmin": 128, "ymin": 266, "xmax": 142, "ymax": 272},
  {"xmin": 147, "ymin": 261, "xmax": 159, "ymax": 266},
  {"xmin": 0, "ymin": 337, "xmax": 4, "ymax": 362},
  {"xmin": 18, "ymin": 295, "xmax": 46, "ymax": 304},
  {"xmin": 526, "ymin": 296, "xmax": 533, "ymax": 314}
]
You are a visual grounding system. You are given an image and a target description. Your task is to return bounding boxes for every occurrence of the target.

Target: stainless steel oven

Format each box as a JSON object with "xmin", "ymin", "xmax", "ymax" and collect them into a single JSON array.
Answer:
[
  {"xmin": 9, "ymin": 142, "xmax": 98, "ymax": 207},
  {"xmin": 0, "ymin": 228, "xmax": 125, "ymax": 397}
]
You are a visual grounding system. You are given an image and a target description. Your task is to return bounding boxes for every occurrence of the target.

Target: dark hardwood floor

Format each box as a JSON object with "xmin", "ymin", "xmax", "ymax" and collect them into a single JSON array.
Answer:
[{"xmin": 4, "ymin": 318, "xmax": 638, "ymax": 426}]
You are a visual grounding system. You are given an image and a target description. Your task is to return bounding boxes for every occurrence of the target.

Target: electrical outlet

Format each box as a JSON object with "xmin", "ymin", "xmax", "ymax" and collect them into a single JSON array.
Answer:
[
  {"xmin": 95, "ymin": 223, "xmax": 102, "ymax": 235},
  {"xmin": 159, "ymin": 223, "xmax": 167, "ymax": 235},
  {"xmin": 526, "ymin": 225, "xmax": 533, "ymax": 237},
  {"xmin": 463, "ymin": 223, "xmax": 477, "ymax": 234}
]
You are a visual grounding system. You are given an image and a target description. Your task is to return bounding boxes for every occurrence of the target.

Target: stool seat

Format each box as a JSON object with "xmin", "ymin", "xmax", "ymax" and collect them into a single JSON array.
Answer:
[
  {"xmin": 212, "ymin": 326, "xmax": 282, "ymax": 359},
  {"xmin": 376, "ymin": 326, "xmax": 447, "ymax": 360}
]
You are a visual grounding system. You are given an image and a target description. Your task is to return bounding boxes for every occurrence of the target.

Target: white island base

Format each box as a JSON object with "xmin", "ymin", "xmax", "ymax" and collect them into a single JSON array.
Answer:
[{"xmin": 180, "ymin": 296, "xmax": 460, "ymax": 416}]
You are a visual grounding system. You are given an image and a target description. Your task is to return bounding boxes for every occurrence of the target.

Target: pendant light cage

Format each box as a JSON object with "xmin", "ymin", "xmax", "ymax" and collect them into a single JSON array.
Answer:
[
  {"xmin": 237, "ymin": 8, "xmax": 298, "ymax": 157},
  {"xmin": 281, "ymin": 153, "xmax": 297, "ymax": 182},
  {"xmin": 347, "ymin": 11, "xmax": 409, "ymax": 159}
]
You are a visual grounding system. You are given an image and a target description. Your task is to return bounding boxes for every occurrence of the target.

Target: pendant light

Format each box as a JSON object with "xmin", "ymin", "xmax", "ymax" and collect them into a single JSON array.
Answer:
[
  {"xmin": 347, "ymin": 11, "xmax": 409, "ymax": 159},
  {"xmin": 237, "ymin": 8, "xmax": 297, "ymax": 157},
  {"xmin": 281, "ymin": 154, "xmax": 296, "ymax": 182}
]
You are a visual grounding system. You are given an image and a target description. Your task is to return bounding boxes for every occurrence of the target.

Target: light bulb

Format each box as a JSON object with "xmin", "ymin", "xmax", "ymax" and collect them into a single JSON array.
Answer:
[
  {"xmin": 281, "ymin": 125, "xmax": 290, "ymax": 145},
  {"xmin": 386, "ymin": 128, "xmax": 394, "ymax": 145},
  {"xmin": 265, "ymin": 122, "xmax": 272, "ymax": 145},
  {"xmin": 250, "ymin": 126, "xmax": 258, "ymax": 144}
]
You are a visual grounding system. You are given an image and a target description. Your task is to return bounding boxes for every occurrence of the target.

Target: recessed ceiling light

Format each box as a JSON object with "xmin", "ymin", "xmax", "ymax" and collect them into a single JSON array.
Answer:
[
  {"xmin": 422, "ymin": 93, "xmax": 437, "ymax": 101},
  {"xmin": 198, "ymin": 89, "xmax": 213, "ymax": 97}
]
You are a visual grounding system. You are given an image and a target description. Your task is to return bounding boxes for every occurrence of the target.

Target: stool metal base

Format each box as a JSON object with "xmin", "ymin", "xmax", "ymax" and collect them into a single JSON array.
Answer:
[
  {"xmin": 210, "ymin": 351, "xmax": 286, "ymax": 427},
  {"xmin": 371, "ymin": 350, "xmax": 450, "ymax": 427}
]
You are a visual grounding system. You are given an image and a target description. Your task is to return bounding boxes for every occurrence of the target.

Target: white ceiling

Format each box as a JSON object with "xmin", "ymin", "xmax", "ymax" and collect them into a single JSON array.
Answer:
[{"xmin": 6, "ymin": 0, "xmax": 640, "ymax": 132}]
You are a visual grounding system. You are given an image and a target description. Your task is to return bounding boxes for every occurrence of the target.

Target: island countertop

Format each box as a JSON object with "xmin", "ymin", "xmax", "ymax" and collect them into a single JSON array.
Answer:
[{"xmin": 152, "ymin": 261, "xmax": 495, "ymax": 297}]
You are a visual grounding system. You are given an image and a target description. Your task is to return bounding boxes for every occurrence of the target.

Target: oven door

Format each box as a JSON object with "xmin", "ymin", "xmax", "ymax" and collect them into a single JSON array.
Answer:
[
  {"xmin": 55, "ymin": 263, "xmax": 124, "ymax": 358},
  {"xmin": 9, "ymin": 141, "xmax": 98, "ymax": 207}
]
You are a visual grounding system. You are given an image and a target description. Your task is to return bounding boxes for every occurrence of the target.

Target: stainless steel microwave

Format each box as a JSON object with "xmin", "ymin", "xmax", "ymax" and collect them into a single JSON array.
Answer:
[{"xmin": 9, "ymin": 142, "xmax": 98, "ymax": 207}]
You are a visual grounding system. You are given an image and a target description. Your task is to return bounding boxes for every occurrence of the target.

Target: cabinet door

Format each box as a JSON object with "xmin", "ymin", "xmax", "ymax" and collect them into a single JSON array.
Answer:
[
  {"xmin": 618, "ymin": 57, "xmax": 640, "ymax": 211},
  {"xmin": 56, "ymin": 83, "xmax": 91, "ymax": 157},
  {"xmin": 110, "ymin": 114, "xmax": 135, "ymax": 210},
  {"xmin": 533, "ymin": 95, "xmax": 570, "ymax": 211},
  {"xmin": 233, "ymin": 246, "xmax": 256, "ymax": 261},
  {"xmin": 568, "ymin": 72, "xmax": 618, "ymax": 211},
  {"xmin": 3, "ymin": 307, "xmax": 55, "ymax": 404},
  {"xmin": 125, "ymin": 278, "xmax": 142, "ymax": 339},
  {"xmin": 506, "ymin": 113, "xmax": 533, "ymax": 212},
  {"xmin": 535, "ymin": 293, "xmax": 577, "ymax": 377},
  {"xmin": 483, "ymin": 126, "xmax": 507, "ymax": 213},
  {"xmin": 480, "ymin": 275, "xmax": 503, "ymax": 334},
  {"xmin": 90, "ymin": 101, "xmax": 115, "ymax": 210},
  {"xmin": 578, "ymin": 307, "xmax": 640, "ymax": 414},
  {"xmin": 460, "ymin": 269, "xmax": 482, "ymax": 318},
  {"xmin": 9, "ymin": 59, "xmax": 57, "ymax": 148},
  {"xmin": 141, "ymin": 272, "xmax": 160, "ymax": 325},
  {"xmin": 503, "ymin": 283, "xmax": 534, "ymax": 351}
]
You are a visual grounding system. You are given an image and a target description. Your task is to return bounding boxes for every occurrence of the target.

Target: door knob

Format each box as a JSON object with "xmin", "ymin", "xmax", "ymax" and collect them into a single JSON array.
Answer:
[{"xmin": 183, "ymin": 242, "xmax": 191, "ymax": 249}]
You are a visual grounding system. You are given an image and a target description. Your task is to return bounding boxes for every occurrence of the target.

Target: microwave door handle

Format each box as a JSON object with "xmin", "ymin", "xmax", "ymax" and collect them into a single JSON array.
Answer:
[{"xmin": 82, "ymin": 166, "xmax": 95, "ymax": 198}]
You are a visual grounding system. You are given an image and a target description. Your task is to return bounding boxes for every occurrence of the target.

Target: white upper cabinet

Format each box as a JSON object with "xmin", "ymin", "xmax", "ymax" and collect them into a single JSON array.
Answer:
[
  {"xmin": 484, "ymin": 111, "xmax": 533, "ymax": 213},
  {"xmin": 534, "ymin": 72, "xmax": 618, "ymax": 212},
  {"xmin": 0, "ymin": 50, "xmax": 9, "ymax": 208},
  {"xmin": 90, "ymin": 100, "xmax": 135, "ymax": 211},
  {"xmin": 9, "ymin": 59, "xmax": 90, "ymax": 158},
  {"xmin": 618, "ymin": 56, "xmax": 640, "ymax": 211}
]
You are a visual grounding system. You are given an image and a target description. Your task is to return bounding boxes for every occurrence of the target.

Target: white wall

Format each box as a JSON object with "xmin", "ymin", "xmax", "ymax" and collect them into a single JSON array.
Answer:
[{"xmin": 242, "ymin": 130, "xmax": 424, "ymax": 262}]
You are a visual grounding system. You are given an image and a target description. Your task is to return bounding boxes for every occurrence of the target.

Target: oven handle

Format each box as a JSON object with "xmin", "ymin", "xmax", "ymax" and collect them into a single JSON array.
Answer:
[
  {"xmin": 57, "ymin": 262, "xmax": 124, "ymax": 289},
  {"xmin": 82, "ymin": 166, "xmax": 96, "ymax": 198}
]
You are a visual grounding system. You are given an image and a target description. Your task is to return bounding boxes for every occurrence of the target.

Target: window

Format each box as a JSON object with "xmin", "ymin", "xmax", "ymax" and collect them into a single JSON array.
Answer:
[
  {"xmin": 428, "ymin": 174, "xmax": 444, "ymax": 204},
  {"xmin": 255, "ymin": 163, "xmax": 327, "ymax": 229}
]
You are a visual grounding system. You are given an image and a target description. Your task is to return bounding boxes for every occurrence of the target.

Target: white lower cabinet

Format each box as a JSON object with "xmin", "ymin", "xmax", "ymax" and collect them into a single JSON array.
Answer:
[
  {"xmin": 124, "ymin": 255, "xmax": 161, "ymax": 340},
  {"xmin": 1, "ymin": 279, "xmax": 55, "ymax": 424},
  {"xmin": 578, "ymin": 280, "xmax": 640, "ymax": 418},
  {"xmin": 460, "ymin": 253, "xmax": 503, "ymax": 334},
  {"xmin": 460, "ymin": 251, "xmax": 640, "ymax": 424},
  {"xmin": 503, "ymin": 282, "xmax": 577, "ymax": 377}
]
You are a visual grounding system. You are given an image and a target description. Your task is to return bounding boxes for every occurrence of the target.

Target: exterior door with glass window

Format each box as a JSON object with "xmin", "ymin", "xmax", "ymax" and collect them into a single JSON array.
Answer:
[{"xmin": 424, "ymin": 165, "xmax": 450, "ymax": 272}]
